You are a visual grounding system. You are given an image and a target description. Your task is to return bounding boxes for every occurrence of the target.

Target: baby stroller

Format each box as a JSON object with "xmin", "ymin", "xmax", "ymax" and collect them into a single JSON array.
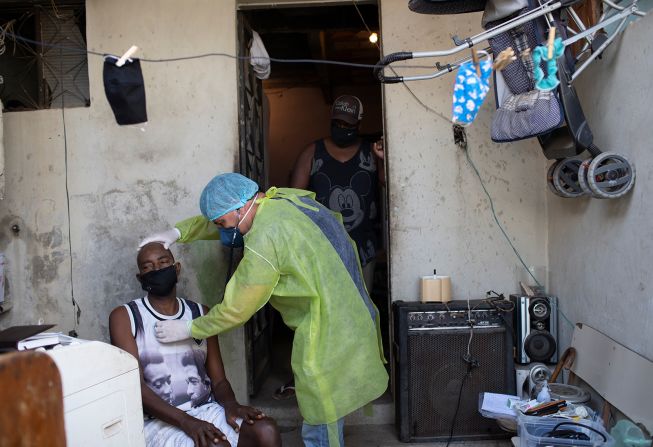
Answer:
[{"xmin": 374, "ymin": 0, "xmax": 644, "ymax": 198}]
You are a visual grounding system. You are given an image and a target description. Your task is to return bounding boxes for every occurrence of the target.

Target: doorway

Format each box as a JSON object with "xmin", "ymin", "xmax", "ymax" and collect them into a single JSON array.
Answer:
[{"xmin": 237, "ymin": 2, "xmax": 389, "ymax": 407}]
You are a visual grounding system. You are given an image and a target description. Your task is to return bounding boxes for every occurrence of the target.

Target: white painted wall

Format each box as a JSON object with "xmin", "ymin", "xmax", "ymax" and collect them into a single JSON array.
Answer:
[
  {"xmin": 380, "ymin": 4, "xmax": 548, "ymax": 303},
  {"xmin": 0, "ymin": 0, "xmax": 248, "ymax": 399},
  {"xmin": 549, "ymin": 14, "xmax": 653, "ymax": 360}
]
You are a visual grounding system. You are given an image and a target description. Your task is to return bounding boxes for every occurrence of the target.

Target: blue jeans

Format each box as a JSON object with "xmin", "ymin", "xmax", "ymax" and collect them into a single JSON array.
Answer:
[{"xmin": 301, "ymin": 418, "xmax": 345, "ymax": 447}]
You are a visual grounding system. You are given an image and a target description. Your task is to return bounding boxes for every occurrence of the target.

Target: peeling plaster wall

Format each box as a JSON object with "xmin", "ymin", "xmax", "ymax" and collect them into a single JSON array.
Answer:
[
  {"xmin": 549, "ymin": 15, "xmax": 653, "ymax": 360},
  {"xmin": 380, "ymin": 4, "xmax": 548, "ymax": 303},
  {"xmin": 0, "ymin": 112, "xmax": 72, "ymax": 327},
  {"xmin": 0, "ymin": 0, "xmax": 248, "ymax": 400}
]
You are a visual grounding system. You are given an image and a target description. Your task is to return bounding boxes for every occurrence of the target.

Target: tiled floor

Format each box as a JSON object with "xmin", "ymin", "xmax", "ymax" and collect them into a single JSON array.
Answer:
[
  {"xmin": 252, "ymin": 374, "xmax": 515, "ymax": 446},
  {"xmin": 279, "ymin": 423, "xmax": 514, "ymax": 447}
]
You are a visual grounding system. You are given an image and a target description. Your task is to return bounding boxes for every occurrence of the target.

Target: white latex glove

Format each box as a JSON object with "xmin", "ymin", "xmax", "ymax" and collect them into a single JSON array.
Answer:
[
  {"xmin": 138, "ymin": 228, "xmax": 181, "ymax": 250},
  {"xmin": 154, "ymin": 320, "xmax": 192, "ymax": 343}
]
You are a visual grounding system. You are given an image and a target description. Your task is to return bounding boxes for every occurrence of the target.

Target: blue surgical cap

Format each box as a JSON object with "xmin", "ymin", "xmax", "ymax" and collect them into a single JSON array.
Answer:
[{"xmin": 199, "ymin": 173, "xmax": 259, "ymax": 221}]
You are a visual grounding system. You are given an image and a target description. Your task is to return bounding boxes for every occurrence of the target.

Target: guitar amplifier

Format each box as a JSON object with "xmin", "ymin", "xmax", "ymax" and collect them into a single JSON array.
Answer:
[{"xmin": 393, "ymin": 300, "xmax": 515, "ymax": 442}]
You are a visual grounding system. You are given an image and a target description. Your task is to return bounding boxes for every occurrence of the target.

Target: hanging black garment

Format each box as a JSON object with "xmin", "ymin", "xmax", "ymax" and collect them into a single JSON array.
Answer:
[{"xmin": 103, "ymin": 57, "xmax": 148, "ymax": 125}]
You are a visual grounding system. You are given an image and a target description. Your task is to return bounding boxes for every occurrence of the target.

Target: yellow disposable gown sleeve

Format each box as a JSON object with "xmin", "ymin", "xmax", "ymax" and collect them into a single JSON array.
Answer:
[
  {"xmin": 190, "ymin": 242, "xmax": 280, "ymax": 339},
  {"xmin": 174, "ymin": 215, "xmax": 219, "ymax": 243}
]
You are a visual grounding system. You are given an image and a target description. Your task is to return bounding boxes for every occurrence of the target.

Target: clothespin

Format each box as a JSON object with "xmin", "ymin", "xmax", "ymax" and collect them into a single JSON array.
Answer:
[
  {"xmin": 471, "ymin": 48, "xmax": 481, "ymax": 77},
  {"xmin": 493, "ymin": 47, "xmax": 517, "ymax": 71},
  {"xmin": 116, "ymin": 45, "xmax": 139, "ymax": 67},
  {"xmin": 547, "ymin": 28, "xmax": 556, "ymax": 59}
]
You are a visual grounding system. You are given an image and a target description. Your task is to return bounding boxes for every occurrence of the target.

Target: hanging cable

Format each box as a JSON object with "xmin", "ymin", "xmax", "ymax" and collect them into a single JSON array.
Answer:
[
  {"xmin": 58, "ymin": 34, "xmax": 82, "ymax": 336},
  {"xmin": 351, "ymin": 0, "xmax": 451, "ymax": 121},
  {"xmin": 351, "ymin": 0, "xmax": 575, "ymax": 328},
  {"xmin": 0, "ymin": 24, "xmax": 437, "ymax": 69},
  {"xmin": 464, "ymin": 145, "xmax": 574, "ymax": 328}
]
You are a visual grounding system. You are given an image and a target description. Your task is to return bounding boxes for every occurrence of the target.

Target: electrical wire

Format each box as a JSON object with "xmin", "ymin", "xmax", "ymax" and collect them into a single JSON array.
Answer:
[
  {"xmin": 351, "ymin": 2, "xmax": 577, "ymax": 330},
  {"xmin": 445, "ymin": 364, "xmax": 471, "ymax": 447},
  {"xmin": 0, "ymin": 24, "xmax": 438, "ymax": 69},
  {"xmin": 58, "ymin": 37, "xmax": 82, "ymax": 336},
  {"xmin": 446, "ymin": 301, "xmax": 477, "ymax": 447},
  {"xmin": 4, "ymin": 4, "xmax": 576, "ymax": 332},
  {"xmin": 466, "ymin": 299, "xmax": 474, "ymax": 359},
  {"xmin": 465, "ymin": 146, "xmax": 541, "ymax": 287},
  {"xmin": 351, "ymin": 0, "xmax": 451, "ymax": 122},
  {"xmin": 350, "ymin": 0, "xmax": 546, "ymax": 295},
  {"xmin": 465, "ymin": 145, "xmax": 574, "ymax": 328}
]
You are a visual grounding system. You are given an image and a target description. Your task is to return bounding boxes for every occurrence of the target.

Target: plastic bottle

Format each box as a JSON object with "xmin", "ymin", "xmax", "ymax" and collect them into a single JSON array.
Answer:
[
  {"xmin": 536, "ymin": 380, "xmax": 551, "ymax": 402},
  {"xmin": 611, "ymin": 420, "xmax": 652, "ymax": 447}
]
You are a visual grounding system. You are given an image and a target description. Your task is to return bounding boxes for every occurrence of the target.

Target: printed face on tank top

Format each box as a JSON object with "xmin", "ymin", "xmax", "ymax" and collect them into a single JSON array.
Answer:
[
  {"xmin": 126, "ymin": 297, "xmax": 213, "ymax": 411},
  {"xmin": 309, "ymin": 139, "xmax": 379, "ymax": 266}
]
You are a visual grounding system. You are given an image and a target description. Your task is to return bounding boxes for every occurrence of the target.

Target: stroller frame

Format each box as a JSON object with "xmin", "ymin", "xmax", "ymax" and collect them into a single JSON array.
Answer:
[
  {"xmin": 374, "ymin": 0, "xmax": 644, "ymax": 199},
  {"xmin": 374, "ymin": 0, "xmax": 645, "ymax": 85}
]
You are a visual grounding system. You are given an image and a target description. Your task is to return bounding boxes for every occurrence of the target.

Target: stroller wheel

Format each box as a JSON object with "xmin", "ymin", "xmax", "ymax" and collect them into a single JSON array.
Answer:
[
  {"xmin": 577, "ymin": 157, "xmax": 602, "ymax": 198},
  {"xmin": 587, "ymin": 152, "xmax": 636, "ymax": 199},
  {"xmin": 551, "ymin": 157, "xmax": 586, "ymax": 198},
  {"xmin": 546, "ymin": 161, "xmax": 565, "ymax": 197}
]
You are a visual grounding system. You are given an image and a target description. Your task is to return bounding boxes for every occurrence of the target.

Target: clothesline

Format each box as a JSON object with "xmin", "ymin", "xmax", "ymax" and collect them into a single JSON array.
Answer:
[{"xmin": 0, "ymin": 25, "xmax": 439, "ymax": 70}]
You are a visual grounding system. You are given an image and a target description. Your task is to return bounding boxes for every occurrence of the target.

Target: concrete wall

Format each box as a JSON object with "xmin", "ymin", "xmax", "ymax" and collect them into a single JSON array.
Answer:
[
  {"xmin": 0, "ymin": 0, "xmax": 248, "ymax": 399},
  {"xmin": 549, "ymin": 14, "xmax": 653, "ymax": 360},
  {"xmin": 380, "ymin": 4, "xmax": 548, "ymax": 303}
]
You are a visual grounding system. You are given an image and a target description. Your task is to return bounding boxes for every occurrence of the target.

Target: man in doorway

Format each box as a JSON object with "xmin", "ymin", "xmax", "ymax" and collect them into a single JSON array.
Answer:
[
  {"xmin": 109, "ymin": 242, "xmax": 281, "ymax": 447},
  {"xmin": 290, "ymin": 94, "xmax": 384, "ymax": 292}
]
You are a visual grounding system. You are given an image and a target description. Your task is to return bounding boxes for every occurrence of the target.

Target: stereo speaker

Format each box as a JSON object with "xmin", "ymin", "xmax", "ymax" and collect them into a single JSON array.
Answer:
[{"xmin": 510, "ymin": 295, "xmax": 558, "ymax": 364}]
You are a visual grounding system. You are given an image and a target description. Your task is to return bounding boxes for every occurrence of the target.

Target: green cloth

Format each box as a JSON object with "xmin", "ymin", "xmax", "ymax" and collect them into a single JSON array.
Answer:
[{"xmin": 175, "ymin": 187, "xmax": 388, "ymax": 425}]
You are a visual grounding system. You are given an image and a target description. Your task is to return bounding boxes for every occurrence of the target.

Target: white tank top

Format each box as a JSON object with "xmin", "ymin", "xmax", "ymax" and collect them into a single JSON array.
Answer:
[{"xmin": 124, "ymin": 296, "xmax": 212, "ymax": 411}]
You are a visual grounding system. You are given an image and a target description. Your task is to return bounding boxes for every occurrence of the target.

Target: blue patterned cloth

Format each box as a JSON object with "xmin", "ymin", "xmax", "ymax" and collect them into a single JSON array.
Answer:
[
  {"xmin": 532, "ymin": 37, "xmax": 565, "ymax": 91},
  {"xmin": 452, "ymin": 58, "xmax": 493, "ymax": 127}
]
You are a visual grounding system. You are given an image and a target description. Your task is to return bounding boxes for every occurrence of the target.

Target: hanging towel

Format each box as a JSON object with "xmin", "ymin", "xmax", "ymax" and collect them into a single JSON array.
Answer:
[
  {"xmin": 249, "ymin": 30, "xmax": 271, "ymax": 80},
  {"xmin": 103, "ymin": 56, "xmax": 148, "ymax": 125}
]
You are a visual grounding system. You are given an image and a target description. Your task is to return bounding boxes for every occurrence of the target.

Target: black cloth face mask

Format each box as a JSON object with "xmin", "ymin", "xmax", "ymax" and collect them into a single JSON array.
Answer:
[
  {"xmin": 103, "ymin": 57, "xmax": 148, "ymax": 125},
  {"xmin": 139, "ymin": 264, "xmax": 178, "ymax": 297},
  {"xmin": 331, "ymin": 122, "xmax": 359, "ymax": 148}
]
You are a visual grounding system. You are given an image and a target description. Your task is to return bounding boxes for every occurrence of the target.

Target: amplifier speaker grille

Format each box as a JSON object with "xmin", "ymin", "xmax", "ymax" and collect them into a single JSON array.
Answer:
[
  {"xmin": 407, "ymin": 327, "xmax": 509, "ymax": 439},
  {"xmin": 393, "ymin": 300, "xmax": 515, "ymax": 443}
]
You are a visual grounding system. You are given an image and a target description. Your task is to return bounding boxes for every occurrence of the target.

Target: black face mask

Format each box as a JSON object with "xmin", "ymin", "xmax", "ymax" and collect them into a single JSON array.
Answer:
[
  {"xmin": 331, "ymin": 123, "xmax": 359, "ymax": 148},
  {"xmin": 139, "ymin": 264, "xmax": 178, "ymax": 297}
]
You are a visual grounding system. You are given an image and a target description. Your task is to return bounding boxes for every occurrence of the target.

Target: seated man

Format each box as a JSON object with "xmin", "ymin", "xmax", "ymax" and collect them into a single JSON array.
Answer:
[{"xmin": 110, "ymin": 242, "xmax": 281, "ymax": 447}]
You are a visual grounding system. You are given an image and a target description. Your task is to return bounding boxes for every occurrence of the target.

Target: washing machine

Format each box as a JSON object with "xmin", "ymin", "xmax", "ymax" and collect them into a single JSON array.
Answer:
[{"xmin": 47, "ymin": 339, "xmax": 145, "ymax": 446}]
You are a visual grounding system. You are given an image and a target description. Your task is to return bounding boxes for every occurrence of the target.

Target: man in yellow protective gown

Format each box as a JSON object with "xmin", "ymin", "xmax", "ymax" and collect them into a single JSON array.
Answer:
[{"xmin": 143, "ymin": 173, "xmax": 388, "ymax": 446}]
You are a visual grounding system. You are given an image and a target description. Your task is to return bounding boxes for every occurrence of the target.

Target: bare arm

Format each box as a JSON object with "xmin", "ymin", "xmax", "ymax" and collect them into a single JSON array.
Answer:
[
  {"xmin": 203, "ymin": 305, "xmax": 265, "ymax": 432},
  {"xmin": 290, "ymin": 143, "xmax": 316, "ymax": 189},
  {"xmin": 109, "ymin": 307, "xmax": 227, "ymax": 447}
]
